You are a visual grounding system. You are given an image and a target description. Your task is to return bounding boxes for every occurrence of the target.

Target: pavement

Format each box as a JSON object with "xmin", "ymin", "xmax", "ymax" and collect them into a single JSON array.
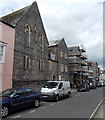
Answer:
[
  {"xmin": 95, "ymin": 99, "xmax": 105, "ymax": 119},
  {"xmin": 71, "ymin": 88, "xmax": 77, "ymax": 93}
]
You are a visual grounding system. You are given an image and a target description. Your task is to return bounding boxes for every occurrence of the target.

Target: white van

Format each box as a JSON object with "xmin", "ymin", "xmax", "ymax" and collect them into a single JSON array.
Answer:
[{"xmin": 41, "ymin": 81, "xmax": 71, "ymax": 101}]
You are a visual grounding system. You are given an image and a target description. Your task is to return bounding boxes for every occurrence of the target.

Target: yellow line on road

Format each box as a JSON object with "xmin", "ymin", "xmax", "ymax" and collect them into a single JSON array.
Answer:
[{"xmin": 88, "ymin": 97, "xmax": 105, "ymax": 120}]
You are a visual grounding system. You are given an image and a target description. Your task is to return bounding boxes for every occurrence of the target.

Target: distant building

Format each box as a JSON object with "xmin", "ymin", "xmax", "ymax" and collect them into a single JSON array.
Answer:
[
  {"xmin": 49, "ymin": 38, "xmax": 69, "ymax": 81},
  {"xmin": 88, "ymin": 62, "xmax": 94, "ymax": 83},
  {"xmin": 0, "ymin": 21, "xmax": 15, "ymax": 91},
  {"xmin": 91, "ymin": 62, "xmax": 100, "ymax": 81},
  {"xmin": 99, "ymin": 69, "xmax": 105, "ymax": 80},
  {"xmin": 1, "ymin": 2, "xmax": 49, "ymax": 91},
  {"xmin": 68, "ymin": 45, "xmax": 88, "ymax": 87}
]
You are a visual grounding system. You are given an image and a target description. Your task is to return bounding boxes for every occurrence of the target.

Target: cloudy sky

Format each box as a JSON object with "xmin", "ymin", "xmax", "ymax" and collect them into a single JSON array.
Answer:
[{"xmin": 0, "ymin": 0, "xmax": 104, "ymax": 69}]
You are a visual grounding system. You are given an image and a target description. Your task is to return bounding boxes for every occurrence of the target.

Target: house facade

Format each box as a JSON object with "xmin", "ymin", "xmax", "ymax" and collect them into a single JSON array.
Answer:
[
  {"xmin": 0, "ymin": 21, "xmax": 15, "ymax": 91},
  {"xmin": 48, "ymin": 46, "xmax": 58, "ymax": 81},
  {"xmin": 1, "ymin": 2, "xmax": 49, "ymax": 91},
  {"xmin": 49, "ymin": 38, "xmax": 69, "ymax": 81}
]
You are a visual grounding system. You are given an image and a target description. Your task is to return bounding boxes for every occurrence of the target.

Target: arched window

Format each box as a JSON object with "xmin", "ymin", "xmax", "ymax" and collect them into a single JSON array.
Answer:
[
  {"xmin": 24, "ymin": 55, "xmax": 31, "ymax": 69},
  {"xmin": 25, "ymin": 24, "xmax": 31, "ymax": 47}
]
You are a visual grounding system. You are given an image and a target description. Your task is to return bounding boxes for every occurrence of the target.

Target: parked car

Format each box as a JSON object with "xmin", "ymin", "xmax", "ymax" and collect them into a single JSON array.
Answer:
[
  {"xmin": 77, "ymin": 84, "xmax": 90, "ymax": 92},
  {"xmin": 97, "ymin": 80, "xmax": 105, "ymax": 87},
  {"xmin": 41, "ymin": 81, "xmax": 71, "ymax": 101},
  {"xmin": 0, "ymin": 88, "xmax": 41, "ymax": 118},
  {"xmin": 89, "ymin": 82, "xmax": 96, "ymax": 89}
]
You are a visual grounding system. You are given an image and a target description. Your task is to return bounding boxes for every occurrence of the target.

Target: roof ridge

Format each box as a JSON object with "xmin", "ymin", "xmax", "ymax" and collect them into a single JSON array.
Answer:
[
  {"xmin": 0, "ymin": 4, "xmax": 31, "ymax": 26},
  {"xmin": 1, "ymin": 5, "xmax": 30, "ymax": 18}
]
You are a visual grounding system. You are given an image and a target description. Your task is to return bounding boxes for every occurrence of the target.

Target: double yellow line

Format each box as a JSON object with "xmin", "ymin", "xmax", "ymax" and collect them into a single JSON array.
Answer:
[{"xmin": 89, "ymin": 97, "xmax": 105, "ymax": 120}]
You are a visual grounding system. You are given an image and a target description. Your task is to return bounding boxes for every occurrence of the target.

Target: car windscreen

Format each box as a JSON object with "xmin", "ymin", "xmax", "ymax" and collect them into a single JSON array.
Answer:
[
  {"xmin": 43, "ymin": 82, "xmax": 58, "ymax": 89},
  {"xmin": 99, "ymin": 81, "xmax": 104, "ymax": 83},
  {"xmin": 78, "ymin": 85, "xmax": 85, "ymax": 88},
  {"xmin": 0, "ymin": 89, "xmax": 16, "ymax": 97}
]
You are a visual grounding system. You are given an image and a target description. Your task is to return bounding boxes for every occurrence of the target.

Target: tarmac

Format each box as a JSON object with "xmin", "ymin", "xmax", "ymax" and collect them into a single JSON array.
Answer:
[
  {"xmin": 71, "ymin": 88, "xmax": 105, "ymax": 119},
  {"xmin": 71, "ymin": 88, "xmax": 77, "ymax": 93}
]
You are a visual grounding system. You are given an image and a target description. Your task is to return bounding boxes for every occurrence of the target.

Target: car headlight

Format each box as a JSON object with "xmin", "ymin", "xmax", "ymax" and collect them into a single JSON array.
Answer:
[{"xmin": 50, "ymin": 91, "xmax": 55, "ymax": 94}]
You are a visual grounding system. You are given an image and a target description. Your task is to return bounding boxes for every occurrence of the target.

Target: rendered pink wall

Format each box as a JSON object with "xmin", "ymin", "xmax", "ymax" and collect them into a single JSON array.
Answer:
[{"xmin": 0, "ymin": 22, "xmax": 15, "ymax": 91}]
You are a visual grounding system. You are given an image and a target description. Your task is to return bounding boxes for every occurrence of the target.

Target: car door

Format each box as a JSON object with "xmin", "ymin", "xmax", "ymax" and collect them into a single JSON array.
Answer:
[
  {"xmin": 58, "ymin": 82, "xmax": 64, "ymax": 97},
  {"xmin": 11, "ymin": 89, "xmax": 26, "ymax": 110},
  {"xmin": 24, "ymin": 88, "xmax": 35, "ymax": 106}
]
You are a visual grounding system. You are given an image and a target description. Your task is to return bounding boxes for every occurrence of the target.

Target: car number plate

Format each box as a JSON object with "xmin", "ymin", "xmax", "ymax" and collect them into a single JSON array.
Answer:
[{"xmin": 42, "ymin": 96, "xmax": 48, "ymax": 98}]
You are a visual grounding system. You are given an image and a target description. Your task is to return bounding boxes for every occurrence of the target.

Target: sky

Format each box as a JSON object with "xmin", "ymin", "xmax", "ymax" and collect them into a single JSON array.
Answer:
[{"xmin": 0, "ymin": 0, "xmax": 104, "ymax": 69}]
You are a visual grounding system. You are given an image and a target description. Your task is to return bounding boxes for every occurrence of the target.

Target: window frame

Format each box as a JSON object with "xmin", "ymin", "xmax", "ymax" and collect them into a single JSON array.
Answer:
[
  {"xmin": 0, "ymin": 42, "xmax": 7, "ymax": 64},
  {"xmin": 24, "ymin": 55, "xmax": 31, "ymax": 69}
]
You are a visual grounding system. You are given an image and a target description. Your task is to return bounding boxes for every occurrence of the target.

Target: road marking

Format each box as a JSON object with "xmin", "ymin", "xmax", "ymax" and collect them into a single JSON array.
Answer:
[
  {"xmin": 76, "ymin": 94, "xmax": 80, "ymax": 96},
  {"xmin": 51, "ymin": 103, "xmax": 55, "ymax": 106},
  {"xmin": 28, "ymin": 110, "xmax": 36, "ymax": 113},
  {"xmin": 12, "ymin": 115, "xmax": 21, "ymax": 118},
  {"xmin": 88, "ymin": 97, "xmax": 105, "ymax": 120},
  {"xmin": 57, "ymin": 101, "xmax": 62, "ymax": 103}
]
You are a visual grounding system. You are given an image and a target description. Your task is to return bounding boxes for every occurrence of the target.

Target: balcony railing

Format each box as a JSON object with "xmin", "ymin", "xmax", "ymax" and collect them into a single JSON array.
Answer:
[
  {"xmin": 69, "ymin": 68, "xmax": 88, "ymax": 72},
  {"xmin": 81, "ymin": 60, "xmax": 88, "ymax": 66},
  {"xmin": 69, "ymin": 59, "xmax": 87, "ymax": 66},
  {"xmin": 69, "ymin": 59, "xmax": 81, "ymax": 63}
]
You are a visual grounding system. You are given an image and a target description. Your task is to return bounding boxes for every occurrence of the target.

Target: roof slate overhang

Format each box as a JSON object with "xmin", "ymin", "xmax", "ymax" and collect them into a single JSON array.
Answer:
[
  {"xmin": 0, "ymin": 5, "xmax": 30, "ymax": 26},
  {"xmin": 0, "ymin": 20, "xmax": 15, "ymax": 28}
]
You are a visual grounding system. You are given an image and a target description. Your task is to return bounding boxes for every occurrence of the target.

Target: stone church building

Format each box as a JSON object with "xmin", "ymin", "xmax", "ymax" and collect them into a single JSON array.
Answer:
[{"xmin": 1, "ymin": 2, "xmax": 49, "ymax": 90}]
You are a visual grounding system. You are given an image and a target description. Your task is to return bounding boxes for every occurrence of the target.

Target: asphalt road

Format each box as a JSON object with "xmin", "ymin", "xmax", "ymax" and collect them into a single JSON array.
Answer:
[{"xmin": 5, "ymin": 87, "xmax": 105, "ymax": 119}]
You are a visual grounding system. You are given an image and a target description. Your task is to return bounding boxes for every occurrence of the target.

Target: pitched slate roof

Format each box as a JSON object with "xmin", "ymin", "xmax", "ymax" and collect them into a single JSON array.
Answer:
[
  {"xmin": 49, "ymin": 38, "xmax": 64, "ymax": 47},
  {"xmin": 0, "ymin": 5, "xmax": 30, "ymax": 26}
]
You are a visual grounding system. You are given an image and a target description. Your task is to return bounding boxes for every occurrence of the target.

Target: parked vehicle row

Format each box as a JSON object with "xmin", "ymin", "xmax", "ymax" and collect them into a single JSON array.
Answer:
[
  {"xmin": 77, "ymin": 80, "xmax": 105, "ymax": 92},
  {"xmin": 0, "ymin": 81, "xmax": 71, "ymax": 118},
  {"xmin": 0, "ymin": 80, "xmax": 104, "ymax": 118},
  {"xmin": 97, "ymin": 80, "xmax": 105, "ymax": 87},
  {"xmin": 77, "ymin": 84, "xmax": 90, "ymax": 92}
]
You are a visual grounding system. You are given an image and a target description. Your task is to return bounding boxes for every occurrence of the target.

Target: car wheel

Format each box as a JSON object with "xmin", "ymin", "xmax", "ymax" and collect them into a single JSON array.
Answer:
[
  {"xmin": 34, "ymin": 99, "xmax": 40, "ymax": 108},
  {"xmin": 67, "ymin": 92, "xmax": 71, "ymax": 98},
  {"xmin": 55, "ymin": 95, "xmax": 59, "ymax": 102},
  {"xmin": 1, "ymin": 106, "xmax": 9, "ymax": 118}
]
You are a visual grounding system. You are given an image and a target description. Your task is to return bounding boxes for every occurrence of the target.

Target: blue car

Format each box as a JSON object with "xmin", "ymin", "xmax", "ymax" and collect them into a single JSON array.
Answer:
[{"xmin": 0, "ymin": 88, "xmax": 41, "ymax": 118}]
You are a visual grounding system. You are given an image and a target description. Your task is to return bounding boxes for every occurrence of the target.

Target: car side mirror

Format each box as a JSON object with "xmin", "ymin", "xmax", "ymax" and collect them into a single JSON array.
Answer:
[{"xmin": 13, "ymin": 95, "xmax": 20, "ymax": 99}]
